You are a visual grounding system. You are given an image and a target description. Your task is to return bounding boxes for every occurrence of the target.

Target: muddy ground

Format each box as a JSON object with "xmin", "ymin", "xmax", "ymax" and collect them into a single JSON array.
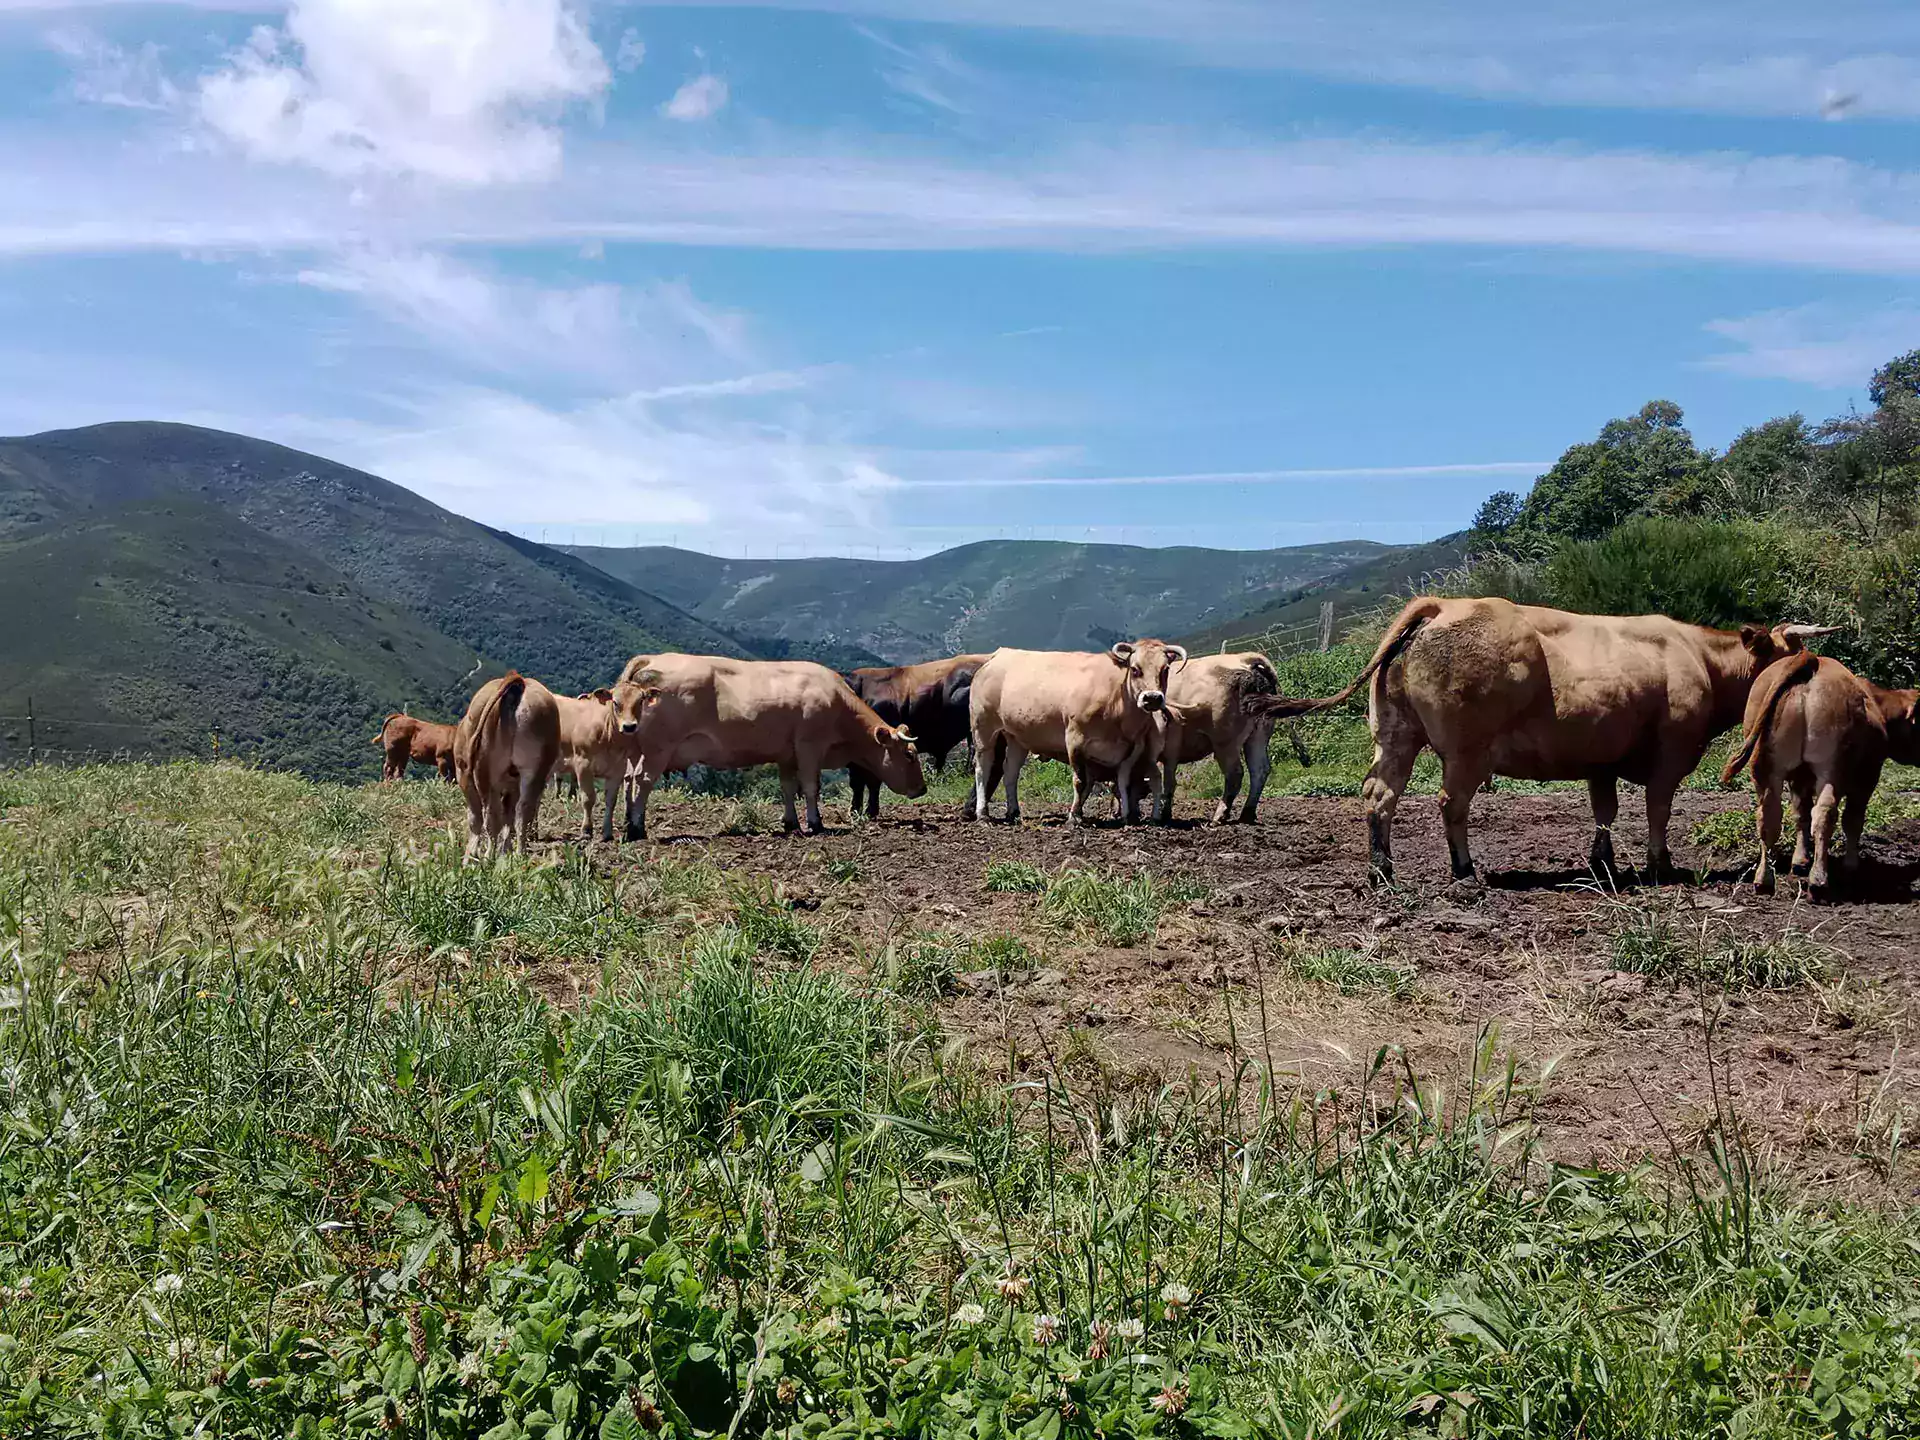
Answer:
[{"xmin": 578, "ymin": 787, "xmax": 1920, "ymax": 1196}]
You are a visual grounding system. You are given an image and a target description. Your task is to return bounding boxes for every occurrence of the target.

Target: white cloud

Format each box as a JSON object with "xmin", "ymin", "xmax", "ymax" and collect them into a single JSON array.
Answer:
[
  {"xmin": 615, "ymin": 28, "xmax": 646, "ymax": 72},
  {"xmin": 44, "ymin": 28, "xmax": 179, "ymax": 110},
  {"xmin": 902, "ymin": 461, "xmax": 1552, "ymax": 489},
  {"xmin": 857, "ymin": 26, "xmax": 975, "ymax": 114},
  {"xmin": 660, "ymin": 74, "xmax": 728, "ymax": 121},
  {"xmin": 195, "ymin": 0, "xmax": 610, "ymax": 184},
  {"xmin": 1701, "ymin": 304, "xmax": 1920, "ymax": 389}
]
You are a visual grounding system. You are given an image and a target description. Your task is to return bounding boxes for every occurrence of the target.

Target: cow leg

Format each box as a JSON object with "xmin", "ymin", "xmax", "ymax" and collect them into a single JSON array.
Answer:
[
  {"xmin": 1159, "ymin": 748, "xmax": 1182, "ymax": 824},
  {"xmin": 484, "ymin": 787, "xmax": 511, "ymax": 858},
  {"xmin": 779, "ymin": 766, "xmax": 801, "ymax": 833},
  {"xmin": 1238, "ymin": 724, "xmax": 1272, "ymax": 824},
  {"xmin": 1360, "ymin": 738, "xmax": 1419, "ymax": 885},
  {"xmin": 1587, "ymin": 776, "xmax": 1620, "ymax": 881},
  {"xmin": 848, "ymin": 766, "xmax": 870, "ymax": 821},
  {"xmin": 1808, "ymin": 780, "xmax": 1840, "ymax": 891},
  {"xmin": 1750, "ymin": 771, "xmax": 1782, "ymax": 892},
  {"xmin": 970, "ymin": 729, "xmax": 998, "ymax": 823},
  {"xmin": 462, "ymin": 780, "xmax": 489, "ymax": 862},
  {"xmin": 579, "ymin": 768, "xmax": 598, "ymax": 840},
  {"xmin": 1438, "ymin": 756, "xmax": 1490, "ymax": 881},
  {"xmin": 801, "ymin": 764, "xmax": 824, "ymax": 834},
  {"xmin": 1642, "ymin": 779, "xmax": 1680, "ymax": 882},
  {"xmin": 1001, "ymin": 743, "xmax": 1028, "ymax": 825},
  {"xmin": 1068, "ymin": 749, "xmax": 1093, "ymax": 826},
  {"xmin": 1839, "ymin": 785, "xmax": 1870, "ymax": 872},
  {"xmin": 1789, "ymin": 778, "xmax": 1814, "ymax": 875},
  {"xmin": 624, "ymin": 770, "xmax": 656, "ymax": 842},
  {"xmin": 1211, "ymin": 746, "xmax": 1242, "ymax": 826}
]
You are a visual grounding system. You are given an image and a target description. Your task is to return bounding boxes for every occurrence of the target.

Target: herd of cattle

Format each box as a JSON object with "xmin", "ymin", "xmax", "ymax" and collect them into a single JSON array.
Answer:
[{"xmin": 373, "ymin": 597, "xmax": 1919, "ymax": 893}]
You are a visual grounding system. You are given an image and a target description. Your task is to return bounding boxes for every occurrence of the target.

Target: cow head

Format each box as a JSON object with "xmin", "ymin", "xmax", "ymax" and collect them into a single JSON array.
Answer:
[
  {"xmin": 1740, "ymin": 622, "xmax": 1843, "ymax": 667},
  {"xmin": 1109, "ymin": 639, "xmax": 1187, "ymax": 714},
  {"xmin": 1881, "ymin": 690, "xmax": 1920, "ymax": 765},
  {"xmin": 605, "ymin": 677, "xmax": 658, "ymax": 735},
  {"xmin": 870, "ymin": 723, "xmax": 927, "ymax": 798}
]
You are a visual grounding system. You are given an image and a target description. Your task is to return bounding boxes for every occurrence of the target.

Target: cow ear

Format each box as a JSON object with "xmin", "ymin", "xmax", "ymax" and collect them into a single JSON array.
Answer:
[
  {"xmin": 593, "ymin": 688, "xmax": 613, "ymax": 703},
  {"xmin": 1109, "ymin": 642, "xmax": 1134, "ymax": 665},
  {"xmin": 1739, "ymin": 624, "xmax": 1773, "ymax": 657}
]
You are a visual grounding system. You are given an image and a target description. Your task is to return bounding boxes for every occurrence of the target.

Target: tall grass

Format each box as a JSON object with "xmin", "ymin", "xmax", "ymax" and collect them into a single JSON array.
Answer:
[{"xmin": 3, "ymin": 763, "xmax": 1918, "ymax": 1437}]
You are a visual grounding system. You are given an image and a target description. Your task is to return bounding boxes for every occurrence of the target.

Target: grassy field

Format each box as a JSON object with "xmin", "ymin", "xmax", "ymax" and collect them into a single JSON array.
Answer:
[{"xmin": 3, "ymin": 762, "xmax": 1919, "ymax": 1437}]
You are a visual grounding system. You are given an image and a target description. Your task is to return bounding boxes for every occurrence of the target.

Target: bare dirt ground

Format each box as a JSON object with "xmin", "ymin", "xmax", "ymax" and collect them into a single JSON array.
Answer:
[{"xmin": 590, "ymin": 788, "xmax": 1920, "ymax": 1197}]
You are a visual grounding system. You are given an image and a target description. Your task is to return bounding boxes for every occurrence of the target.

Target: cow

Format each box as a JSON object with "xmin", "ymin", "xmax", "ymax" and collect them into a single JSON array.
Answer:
[
  {"xmin": 1719, "ymin": 651, "xmax": 1919, "ymax": 892},
  {"xmin": 843, "ymin": 654, "xmax": 991, "ymax": 819},
  {"xmin": 612, "ymin": 654, "xmax": 926, "ymax": 839},
  {"xmin": 1247, "ymin": 597, "xmax": 1838, "ymax": 884},
  {"xmin": 371, "ymin": 713, "xmax": 456, "ymax": 781},
  {"xmin": 968, "ymin": 639, "xmax": 1187, "ymax": 826},
  {"xmin": 453, "ymin": 672, "xmax": 561, "ymax": 860},
  {"xmin": 553, "ymin": 683, "xmax": 653, "ymax": 842}
]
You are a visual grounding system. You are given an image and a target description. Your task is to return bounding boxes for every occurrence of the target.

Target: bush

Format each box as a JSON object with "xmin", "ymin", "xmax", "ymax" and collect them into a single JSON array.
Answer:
[{"xmin": 1541, "ymin": 518, "xmax": 1791, "ymax": 630}]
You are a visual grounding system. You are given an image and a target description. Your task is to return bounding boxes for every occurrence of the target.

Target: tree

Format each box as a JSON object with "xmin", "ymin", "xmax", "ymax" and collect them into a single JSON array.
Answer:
[
  {"xmin": 1869, "ymin": 348, "xmax": 1920, "ymax": 407},
  {"xmin": 1512, "ymin": 400, "xmax": 1712, "ymax": 546},
  {"xmin": 1471, "ymin": 490, "xmax": 1524, "ymax": 537},
  {"xmin": 1812, "ymin": 392, "xmax": 1920, "ymax": 540},
  {"xmin": 1715, "ymin": 414, "xmax": 1815, "ymax": 516}
]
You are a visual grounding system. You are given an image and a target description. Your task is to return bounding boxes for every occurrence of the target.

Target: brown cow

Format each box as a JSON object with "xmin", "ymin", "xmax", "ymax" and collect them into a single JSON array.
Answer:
[
  {"xmin": 453, "ymin": 672, "xmax": 561, "ymax": 860},
  {"xmin": 372, "ymin": 713, "xmax": 456, "ymax": 781},
  {"xmin": 1720, "ymin": 652, "xmax": 1919, "ymax": 892},
  {"xmin": 968, "ymin": 640, "xmax": 1187, "ymax": 825},
  {"xmin": 553, "ymin": 683, "xmax": 653, "ymax": 842},
  {"xmin": 612, "ymin": 654, "xmax": 925, "ymax": 838},
  {"xmin": 843, "ymin": 653, "xmax": 991, "ymax": 819},
  {"xmin": 1249, "ymin": 597, "xmax": 1837, "ymax": 883}
]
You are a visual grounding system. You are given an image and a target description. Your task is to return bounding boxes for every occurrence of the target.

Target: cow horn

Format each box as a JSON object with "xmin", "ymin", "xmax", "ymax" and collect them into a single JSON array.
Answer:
[
  {"xmin": 1166, "ymin": 643, "xmax": 1189, "ymax": 670},
  {"xmin": 1109, "ymin": 642, "xmax": 1134, "ymax": 663},
  {"xmin": 894, "ymin": 727, "xmax": 917, "ymax": 744},
  {"xmin": 1781, "ymin": 623, "xmax": 1843, "ymax": 640}
]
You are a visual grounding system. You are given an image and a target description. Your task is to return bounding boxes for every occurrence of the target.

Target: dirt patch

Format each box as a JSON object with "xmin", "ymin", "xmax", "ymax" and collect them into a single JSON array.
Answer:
[{"xmin": 574, "ymin": 787, "xmax": 1920, "ymax": 1196}]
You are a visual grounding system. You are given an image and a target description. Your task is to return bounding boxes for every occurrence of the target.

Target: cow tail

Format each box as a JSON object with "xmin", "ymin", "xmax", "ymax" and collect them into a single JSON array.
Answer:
[
  {"xmin": 1720, "ymin": 652, "xmax": 1818, "ymax": 785},
  {"xmin": 1243, "ymin": 598, "xmax": 1442, "ymax": 719},
  {"xmin": 472, "ymin": 673, "xmax": 527, "ymax": 754},
  {"xmin": 373, "ymin": 712, "xmax": 404, "ymax": 746}
]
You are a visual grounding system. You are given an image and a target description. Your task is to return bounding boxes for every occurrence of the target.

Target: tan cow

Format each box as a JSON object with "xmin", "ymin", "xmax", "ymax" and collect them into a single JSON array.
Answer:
[
  {"xmin": 453, "ymin": 672, "xmax": 561, "ymax": 860},
  {"xmin": 612, "ymin": 654, "xmax": 926, "ymax": 838},
  {"xmin": 1249, "ymin": 597, "xmax": 1836, "ymax": 883},
  {"xmin": 968, "ymin": 640, "xmax": 1187, "ymax": 825},
  {"xmin": 553, "ymin": 682, "xmax": 653, "ymax": 842},
  {"xmin": 372, "ymin": 713, "xmax": 456, "ymax": 781},
  {"xmin": 1720, "ymin": 652, "xmax": 1919, "ymax": 892}
]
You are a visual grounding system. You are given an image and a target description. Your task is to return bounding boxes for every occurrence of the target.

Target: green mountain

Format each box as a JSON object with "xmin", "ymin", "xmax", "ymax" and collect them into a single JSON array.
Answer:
[
  {"xmin": 0, "ymin": 422, "xmax": 744, "ymax": 776},
  {"xmin": 563, "ymin": 538, "xmax": 1392, "ymax": 663},
  {"xmin": 1176, "ymin": 534, "xmax": 1472, "ymax": 653}
]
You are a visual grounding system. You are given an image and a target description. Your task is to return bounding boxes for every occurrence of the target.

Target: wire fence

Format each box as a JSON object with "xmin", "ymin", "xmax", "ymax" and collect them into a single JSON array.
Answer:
[{"xmin": 0, "ymin": 703, "xmax": 202, "ymax": 769}]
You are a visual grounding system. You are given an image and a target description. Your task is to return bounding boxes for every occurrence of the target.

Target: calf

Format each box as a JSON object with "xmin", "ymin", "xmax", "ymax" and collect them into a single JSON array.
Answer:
[
  {"xmin": 553, "ymin": 683, "xmax": 652, "ymax": 842},
  {"xmin": 613, "ymin": 654, "xmax": 926, "ymax": 838},
  {"xmin": 1153, "ymin": 652, "xmax": 1279, "ymax": 823},
  {"xmin": 453, "ymin": 673, "xmax": 561, "ymax": 859},
  {"xmin": 843, "ymin": 653, "xmax": 990, "ymax": 819},
  {"xmin": 968, "ymin": 640, "xmax": 1187, "ymax": 825},
  {"xmin": 1720, "ymin": 652, "xmax": 1919, "ymax": 891},
  {"xmin": 372, "ymin": 713, "xmax": 456, "ymax": 781}
]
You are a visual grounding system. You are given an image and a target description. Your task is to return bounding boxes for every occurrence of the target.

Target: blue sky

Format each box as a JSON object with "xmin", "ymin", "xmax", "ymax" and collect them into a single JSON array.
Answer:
[{"xmin": 2, "ymin": 2, "xmax": 1919, "ymax": 557}]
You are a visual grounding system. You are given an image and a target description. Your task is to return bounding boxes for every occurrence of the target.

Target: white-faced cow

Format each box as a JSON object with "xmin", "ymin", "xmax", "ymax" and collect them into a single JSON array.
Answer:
[
  {"xmin": 453, "ymin": 672, "xmax": 561, "ymax": 860},
  {"xmin": 1720, "ymin": 651, "xmax": 1919, "ymax": 892},
  {"xmin": 613, "ymin": 654, "xmax": 926, "ymax": 838},
  {"xmin": 1248, "ymin": 597, "xmax": 1836, "ymax": 883},
  {"xmin": 967, "ymin": 639, "xmax": 1187, "ymax": 826}
]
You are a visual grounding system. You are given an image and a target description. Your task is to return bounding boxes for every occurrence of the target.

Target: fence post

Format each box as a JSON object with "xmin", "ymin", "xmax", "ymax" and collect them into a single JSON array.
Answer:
[
  {"xmin": 1317, "ymin": 601, "xmax": 1335, "ymax": 651},
  {"xmin": 24, "ymin": 695, "xmax": 33, "ymax": 764}
]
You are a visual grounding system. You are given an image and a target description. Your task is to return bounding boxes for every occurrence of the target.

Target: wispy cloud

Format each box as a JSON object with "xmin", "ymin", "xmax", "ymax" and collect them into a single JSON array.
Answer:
[
  {"xmin": 856, "ymin": 25, "xmax": 977, "ymax": 114},
  {"xmin": 904, "ymin": 461, "xmax": 1551, "ymax": 489},
  {"xmin": 1701, "ymin": 303, "xmax": 1920, "ymax": 389},
  {"xmin": 44, "ymin": 28, "xmax": 179, "ymax": 110},
  {"xmin": 688, "ymin": 0, "xmax": 1920, "ymax": 120}
]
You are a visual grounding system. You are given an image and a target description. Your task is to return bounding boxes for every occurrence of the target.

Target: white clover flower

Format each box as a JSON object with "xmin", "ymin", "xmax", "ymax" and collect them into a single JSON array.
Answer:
[
  {"xmin": 1115, "ymin": 1318, "xmax": 1145, "ymax": 1342},
  {"xmin": 995, "ymin": 1269, "xmax": 1030, "ymax": 1304},
  {"xmin": 1031, "ymin": 1313, "xmax": 1060, "ymax": 1346},
  {"xmin": 153, "ymin": 1274, "xmax": 186, "ymax": 1297},
  {"xmin": 1160, "ymin": 1281, "xmax": 1194, "ymax": 1319},
  {"xmin": 456, "ymin": 1350, "xmax": 485, "ymax": 1386},
  {"xmin": 954, "ymin": 1302, "xmax": 987, "ymax": 1325}
]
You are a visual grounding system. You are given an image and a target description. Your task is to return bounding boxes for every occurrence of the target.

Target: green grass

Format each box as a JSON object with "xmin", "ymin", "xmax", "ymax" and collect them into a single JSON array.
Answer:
[
  {"xmin": 1276, "ymin": 938, "xmax": 1416, "ymax": 998},
  {"xmin": 1691, "ymin": 807, "xmax": 1756, "ymax": 854},
  {"xmin": 1609, "ymin": 902, "xmax": 1834, "ymax": 990},
  {"xmin": 1041, "ymin": 866, "xmax": 1207, "ymax": 947},
  {"xmin": 3, "ymin": 762, "xmax": 1919, "ymax": 1438},
  {"xmin": 983, "ymin": 859, "xmax": 1050, "ymax": 893}
]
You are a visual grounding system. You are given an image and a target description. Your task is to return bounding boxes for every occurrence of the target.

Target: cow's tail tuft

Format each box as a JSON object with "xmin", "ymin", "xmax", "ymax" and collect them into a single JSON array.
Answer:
[
  {"xmin": 1721, "ymin": 652, "xmax": 1819, "ymax": 785},
  {"xmin": 1242, "ymin": 598, "xmax": 1442, "ymax": 719}
]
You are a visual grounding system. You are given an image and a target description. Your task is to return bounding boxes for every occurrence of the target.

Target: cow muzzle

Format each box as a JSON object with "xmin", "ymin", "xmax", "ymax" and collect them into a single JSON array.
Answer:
[
  {"xmin": 619, "ymin": 721, "xmax": 640, "ymax": 733},
  {"xmin": 1138, "ymin": 691, "xmax": 1166, "ymax": 712}
]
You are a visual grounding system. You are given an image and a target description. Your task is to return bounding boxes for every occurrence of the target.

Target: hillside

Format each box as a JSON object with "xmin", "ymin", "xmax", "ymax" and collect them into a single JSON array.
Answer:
[
  {"xmin": 1177, "ymin": 534, "xmax": 1471, "ymax": 652},
  {"xmin": 0, "ymin": 422, "xmax": 746, "ymax": 776},
  {"xmin": 564, "ymin": 538, "xmax": 1390, "ymax": 662}
]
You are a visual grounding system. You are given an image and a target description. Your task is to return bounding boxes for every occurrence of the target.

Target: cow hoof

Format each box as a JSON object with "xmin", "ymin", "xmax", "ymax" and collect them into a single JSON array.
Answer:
[{"xmin": 1367, "ymin": 860, "xmax": 1394, "ymax": 888}]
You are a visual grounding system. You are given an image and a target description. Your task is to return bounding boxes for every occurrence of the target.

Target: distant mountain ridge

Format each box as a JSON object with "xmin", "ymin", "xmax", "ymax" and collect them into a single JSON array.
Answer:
[{"xmin": 562, "ymin": 538, "xmax": 1399, "ymax": 664}]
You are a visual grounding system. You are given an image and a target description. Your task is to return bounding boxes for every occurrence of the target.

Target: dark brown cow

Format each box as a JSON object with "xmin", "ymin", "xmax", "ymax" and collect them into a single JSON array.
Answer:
[
  {"xmin": 1721, "ymin": 652, "xmax": 1920, "ymax": 891},
  {"xmin": 371, "ymin": 713, "xmax": 456, "ymax": 781},
  {"xmin": 1250, "ymin": 597, "xmax": 1836, "ymax": 883},
  {"xmin": 843, "ymin": 653, "xmax": 990, "ymax": 819}
]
